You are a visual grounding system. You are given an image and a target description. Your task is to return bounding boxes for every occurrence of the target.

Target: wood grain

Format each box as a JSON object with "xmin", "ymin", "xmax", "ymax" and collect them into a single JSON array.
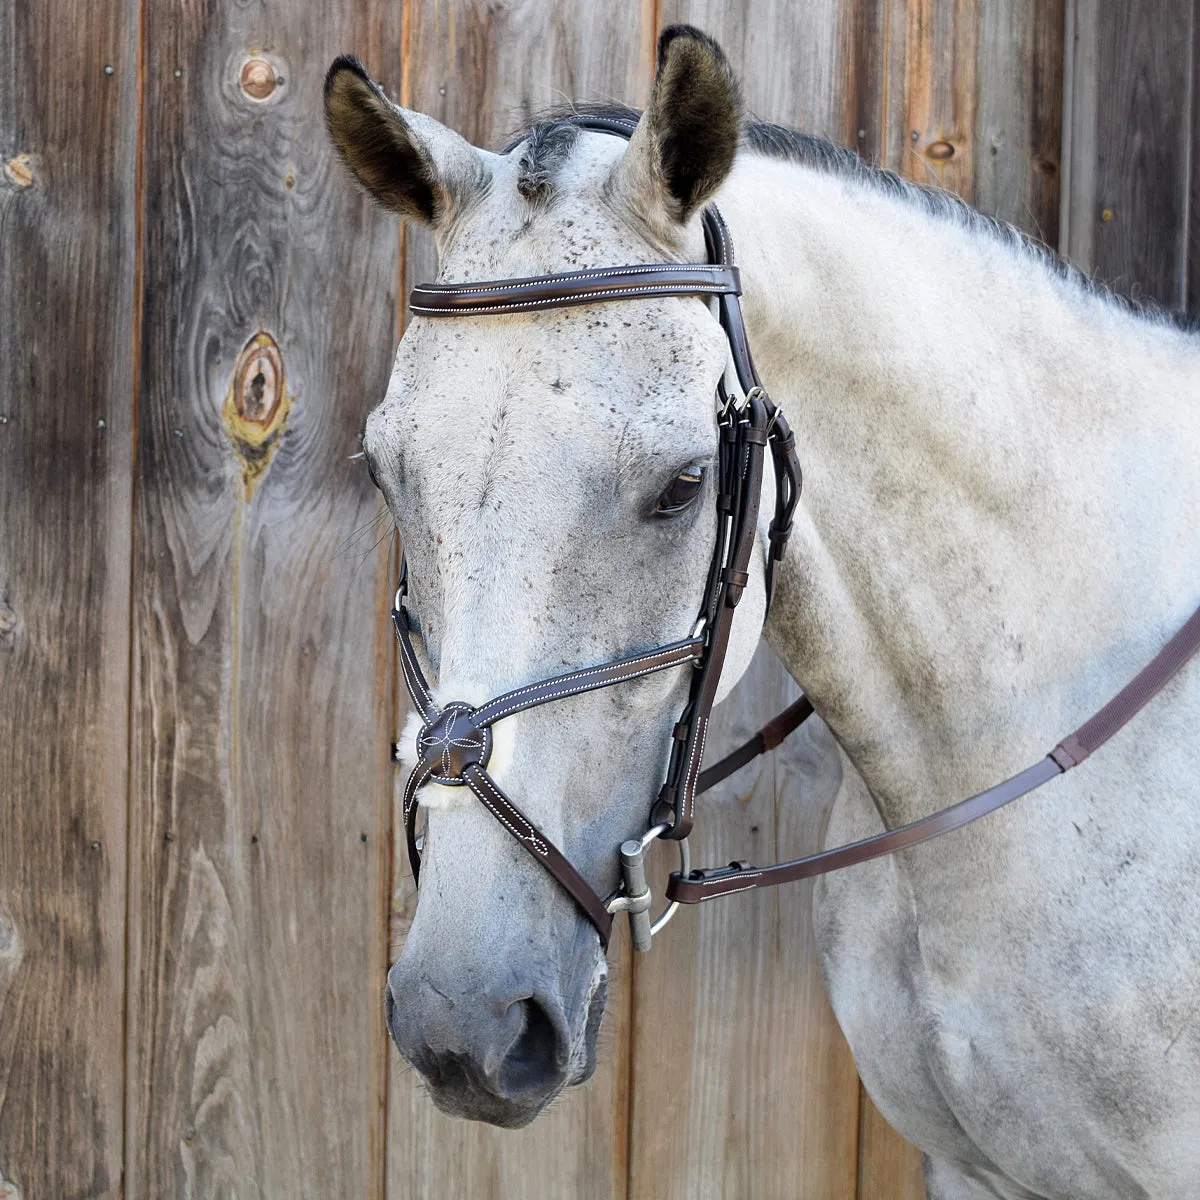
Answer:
[
  {"xmin": 0, "ymin": 1, "xmax": 138, "ymax": 1195},
  {"xmin": 843, "ymin": 0, "xmax": 1063, "ymax": 239},
  {"xmin": 1191, "ymin": 0, "xmax": 1200, "ymax": 318},
  {"xmin": 1062, "ymin": 0, "xmax": 1194, "ymax": 307},
  {"xmin": 386, "ymin": 5, "xmax": 652, "ymax": 1197},
  {"xmin": 124, "ymin": 2, "xmax": 400, "ymax": 1194},
  {"xmin": 628, "ymin": 8, "xmax": 863, "ymax": 1195},
  {"xmin": 660, "ymin": 0, "xmax": 848, "ymax": 140},
  {"xmin": 857, "ymin": 1087, "xmax": 926, "ymax": 1200},
  {"xmin": 628, "ymin": 647, "xmax": 859, "ymax": 1199}
]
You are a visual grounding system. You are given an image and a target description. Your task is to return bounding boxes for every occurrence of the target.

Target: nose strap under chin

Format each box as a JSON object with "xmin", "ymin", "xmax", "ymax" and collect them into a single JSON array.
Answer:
[{"xmin": 392, "ymin": 602, "xmax": 704, "ymax": 947}]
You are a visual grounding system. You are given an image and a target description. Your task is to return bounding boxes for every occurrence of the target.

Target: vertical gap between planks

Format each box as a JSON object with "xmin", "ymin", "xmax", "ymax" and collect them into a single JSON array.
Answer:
[
  {"xmin": 623, "ymin": 17, "xmax": 658, "ymax": 1196},
  {"xmin": 881, "ymin": 0, "xmax": 891, "ymax": 167},
  {"xmin": 855, "ymin": 1083, "xmax": 866, "ymax": 1199},
  {"xmin": 1192, "ymin": 0, "xmax": 1200, "ymax": 312},
  {"xmin": 381, "ymin": 5, "xmax": 415, "ymax": 1194},
  {"xmin": 625, "ymin": 15, "xmax": 658, "ymax": 1196},
  {"xmin": 121, "ymin": 0, "xmax": 149, "ymax": 1192},
  {"xmin": 1058, "ymin": 0, "xmax": 1075, "ymax": 254},
  {"xmin": 1181, "ymin": 0, "xmax": 1196, "ymax": 309}
]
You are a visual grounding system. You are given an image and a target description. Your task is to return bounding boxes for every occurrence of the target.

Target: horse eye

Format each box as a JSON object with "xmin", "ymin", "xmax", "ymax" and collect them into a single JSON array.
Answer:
[
  {"xmin": 365, "ymin": 458, "xmax": 382, "ymax": 491},
  {"xmin": 654, "ymin": 468, "xmax": 704, "ymax": 516}
]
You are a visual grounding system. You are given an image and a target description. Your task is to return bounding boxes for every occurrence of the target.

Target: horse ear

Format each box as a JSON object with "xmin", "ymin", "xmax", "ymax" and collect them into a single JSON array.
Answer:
[
  {"xmin": 609, "ymin": 26, "xmax": 742, "ymax": 236},
  {"xmin": 324, "ymin": 55, "xmax": 488, "ymax": 226}
]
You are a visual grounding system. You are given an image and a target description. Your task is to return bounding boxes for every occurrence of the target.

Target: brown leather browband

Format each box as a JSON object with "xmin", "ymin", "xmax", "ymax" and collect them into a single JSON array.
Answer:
[
  {"xmin": 393, "ymin": 112, "xmax": 1200, "ymax": 950},
  {"xmin": 410, "ymin": 263, "xmax": 742, "ymax": 316}
]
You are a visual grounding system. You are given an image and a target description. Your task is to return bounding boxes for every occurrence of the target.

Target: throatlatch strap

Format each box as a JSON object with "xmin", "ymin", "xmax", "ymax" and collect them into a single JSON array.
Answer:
[{"xmin": 695, "ymin": 695, "xmax": 815, "ymax": 794}]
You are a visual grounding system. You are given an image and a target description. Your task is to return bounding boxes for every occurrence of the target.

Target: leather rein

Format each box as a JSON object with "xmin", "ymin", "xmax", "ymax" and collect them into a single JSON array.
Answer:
[{"xmin": 393, "ymin": 114, "xmax": 1200, "ymax": 952}]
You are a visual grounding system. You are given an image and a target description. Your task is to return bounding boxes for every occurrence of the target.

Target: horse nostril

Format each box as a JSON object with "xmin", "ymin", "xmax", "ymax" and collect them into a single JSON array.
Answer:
[{"xmin": 499, "ymin": 998, "xmax": 562, "ymax": 1097}]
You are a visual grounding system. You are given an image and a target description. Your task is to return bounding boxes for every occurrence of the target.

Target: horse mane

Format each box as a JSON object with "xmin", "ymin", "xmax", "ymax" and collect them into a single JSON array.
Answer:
[{"xmin": 510, "ymin": 102, "xmax": 1198, "ymax": 335}]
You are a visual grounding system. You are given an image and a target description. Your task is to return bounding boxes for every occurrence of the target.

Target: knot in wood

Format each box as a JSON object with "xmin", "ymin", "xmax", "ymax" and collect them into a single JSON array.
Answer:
[
  {"xmin": 417, "ymin": 703, "xmax": 492, "ymax": 785},
  {"xmin": 926, "ymin": 140, "xmax": 956, "ymax": 161},
  {"xmin": 239, "ymin": 57, "xmax": 277, "ymax": 100},
  {"xmin": 0, "ymin": 905, "xmax": 22, "ymax": 967},
  {"xmin": 4, "ymin": 155, "xmax": 32, "ymax": 187},
  {"xmin": 222, "ymin": 331, "xmax": 292, "ymax": 499},
  {"xmin": 235, "ymin": 335, "xmax": 283, "ymax": 426},
  {"xmin": 0, "ymin": 600, "xmax": 16, "ymax": 642}
]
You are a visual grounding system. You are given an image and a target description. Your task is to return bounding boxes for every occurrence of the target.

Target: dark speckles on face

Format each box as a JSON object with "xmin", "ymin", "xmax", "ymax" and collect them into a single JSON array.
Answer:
[{"xmin": 367, "ymin": 131, "xmax": 727, "ymax": 717}]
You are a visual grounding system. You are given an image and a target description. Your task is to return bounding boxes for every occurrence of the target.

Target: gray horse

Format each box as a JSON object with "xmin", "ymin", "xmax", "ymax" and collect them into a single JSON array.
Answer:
[{"xmin": 326, "ymin": 27, "xmax": 1200, "ymax": 1199}]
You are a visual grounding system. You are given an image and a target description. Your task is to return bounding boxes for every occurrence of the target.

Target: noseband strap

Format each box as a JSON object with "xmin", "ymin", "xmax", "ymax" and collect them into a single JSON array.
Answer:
[{"xmin": 393, "ymin": 595, "xmax": 706, "ymax": 946}]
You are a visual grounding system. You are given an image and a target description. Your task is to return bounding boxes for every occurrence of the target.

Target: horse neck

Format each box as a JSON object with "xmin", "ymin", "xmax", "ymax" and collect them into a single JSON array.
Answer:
[{"xmin": 717, "ymin": 153, "xmax": 1200, "ymax": 818}]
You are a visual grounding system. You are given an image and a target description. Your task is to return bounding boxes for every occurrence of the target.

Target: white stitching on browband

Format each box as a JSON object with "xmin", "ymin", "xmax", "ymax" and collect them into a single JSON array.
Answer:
[
  {"xmin": 467, "ymin": 771, "xmax": 550, "ymax": 856},
  {"xmin": 410, "ymin": 284, "xmax": 732, "ymax": 315},
  {"xmin": 475, "ymin": 641, "xmax": 703, "ymax": 725},
  {"xmin": 415, "ymin": 264, "xmax": 728, "ymax": 298}
]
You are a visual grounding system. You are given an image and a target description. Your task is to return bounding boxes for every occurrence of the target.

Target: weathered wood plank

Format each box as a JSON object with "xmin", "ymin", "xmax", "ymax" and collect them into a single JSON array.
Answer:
[
  {"xmin": 857, "ymin": 1086, "xmax": 926, "ymax": 1200},
  {"xmin": 629, "ymin": 8, "xmax": 862, "ymax": 1196},
  {"xmin": 1062, "ymin": 0, "xmax": 1193, "ymax": 307},
  {"xmin": 125, "ymin": 3, "xmax": 400, "ymax": 1195},
  {"xmin": 387, "ymin": 5, "xmax": 652, "ymax": 1196},
  {"xmin": 1191, "ymin": 1, "xmax": 1200, "ymax": 318},
  {"xmin": 629, "ymin": 648, "xmax": 859, "ymax": 1199},
  {"xmin": 972, "ymin": 0, "xmax": 1063, "ymax": 242},
  {"xmin": 0, "ymin": 0, "xmax": 138, "ymax": 1195},
  {"xmin": 849, "ymin": 0, "xmax": 1063, "ymax": 239},
  {"xmin": 661, "ymin": 0, "xmax": 848, "ymax": 140}
]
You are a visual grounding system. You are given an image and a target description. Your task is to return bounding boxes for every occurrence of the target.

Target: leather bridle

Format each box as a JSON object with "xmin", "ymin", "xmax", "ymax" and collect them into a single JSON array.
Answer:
[{"xmin": 392, "ymin": 114, "xmax": 1200, "ymax": 952}]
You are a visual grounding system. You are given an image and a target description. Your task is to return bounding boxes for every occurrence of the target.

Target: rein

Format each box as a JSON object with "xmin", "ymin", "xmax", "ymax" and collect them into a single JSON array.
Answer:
[{"xmin": 392, "ymin": 114, "xmax": 1200, "ymax": 952}]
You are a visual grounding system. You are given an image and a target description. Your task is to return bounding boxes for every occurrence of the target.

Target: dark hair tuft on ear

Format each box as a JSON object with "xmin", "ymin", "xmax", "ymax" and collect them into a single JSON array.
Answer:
[
  {"xmin": 651, "ymin": 26, "xmax": 743, "ymax": 219},
  {"xmin": 324, "ymin": 55, "xmax": 438, "ymax": 222}
]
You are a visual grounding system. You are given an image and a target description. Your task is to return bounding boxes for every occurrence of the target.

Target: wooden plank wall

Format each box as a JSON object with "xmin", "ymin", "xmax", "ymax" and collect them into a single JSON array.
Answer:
[
  {"xmin": 0, "ymin": 1, "xmax": 139, "ymax": 1196},
  {"xmin": 386, "ymin": 5, "xmax": 652, "ymax": 1197},
  {"xmin": 1062, "ymin": 0, "xmax": 1198, "ymax": 314},
  {"xmin": 7, "ymin": 0, "xmax": 1196, "ymax": 1197},
  {"xmin": 124, "ymin": 0, "xmax": 399, "ymax": 1195},
  {"xmin": 634, "ymin": 7, "xmax": 864, "ymax": 1196}
]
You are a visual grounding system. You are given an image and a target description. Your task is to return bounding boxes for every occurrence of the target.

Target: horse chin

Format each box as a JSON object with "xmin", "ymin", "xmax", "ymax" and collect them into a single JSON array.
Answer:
[{"xmin": 426, "ymin": 1080, "xmax": 560, "ymax": 1129}]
